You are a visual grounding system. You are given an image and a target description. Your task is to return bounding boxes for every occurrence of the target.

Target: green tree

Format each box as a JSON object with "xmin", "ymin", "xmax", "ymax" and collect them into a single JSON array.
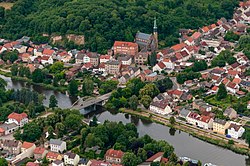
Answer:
[
  {"xmin": 55, "ymin": 122, "xmax": 65, "ymax": 138},
  {"xmin": 49, "ymin": 95, "xmax": 58, "ymax": 109},
  {"xmin": 32, "ymin": 69, "xmax": 45, "ymax": 83},
  {"xmin": 50, "ymin": 61, "xmax": 64, "ymax": 73},
  {"xmin": 216, "ymin": 83, "xmax": 227, "ymax": 100},
  {"xmin": 128, "ymin": 95, "xmax": 139, "ymax": 110},
  {"xmin": 15, "ymin": 122, "xmax": 42, "ymax": 142},
  {"xmin": 169, "ymin": 116, "xmax": 176, "ymax": 125},
  {"xmin": 122, "ymin": 152, "xmax": 141, "ymax": 166},
  {"xmin": 169, "ymin": 153, "xmax": 178, "ymax": 163},
  {"xmin": 155, "ymin": 77, "xmax": 173, "ymax": 93},
  {"xmin": 198, "ymin": 160, "xmax": 202, "ymax": 166},
  {"xmin": 148, "ymin": 52, "xmax": 157, "ymax": 66},
  {"xmin": 0, "ymin": 157, "xmax": 8, "ymax": 166},
  {"xmin": 82, "ymin": 78, "xmax": 94, "ymax": 96},
  {"xmin": 140, "ymin": 95, "xmax": 152, "ymax": 109},
  {"xmin": 139, "ymin": 83, "xmax": 159, "ymax": 98},
  {"xmin": 64, "ymin": 114, "xmax": 82, "ymax": 130},
  {"xmin": 11, "ymin": 64, "xmax": 18, "ymax": 76},
  {"xmin": 68, "ymin": 79, "xmax": 78, "ymax": 96},
  {"xmin": 224, "ymin": 31, "xmax": 240, "ymax": 42}
]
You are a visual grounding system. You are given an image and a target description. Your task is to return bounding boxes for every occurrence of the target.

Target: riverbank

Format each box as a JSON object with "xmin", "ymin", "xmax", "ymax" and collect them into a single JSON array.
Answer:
[
  {"xmin": 0, "ymin": 69, "xmax": 67, "ymax": 92},
  {"xmin": 119, "ymin": 108, "xmax": 250, "ymax": 156}
]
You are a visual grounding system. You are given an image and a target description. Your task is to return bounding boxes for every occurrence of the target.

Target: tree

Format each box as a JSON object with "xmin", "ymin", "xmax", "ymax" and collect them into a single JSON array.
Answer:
[
  {"xmin": 150, "ymin": 162, "xmax": 160, "ymax": 166},
  {"xmin": 128, "ymin": 95, "xmax": 139, "ymax": 110},
  {"xmin": 49, "ymin": 95, "xmax": 58, "ymax": 109},
  {"xmin": 50, "ymin": 61, "xmax": 64, "ymax": 73},
  {"xmin": 0, "ymin": 157, "xmax": 8, "ymax": 166},
  {"xmin": 15, "ymin": 122, "xmax": 42, "ymax": 142},
  {"xmin": 55, "ymin": 122, "xmax": 65, "ymax": 138},
  {"xmin": 169, "ymin": 116, "xmax": 176, "ymax": 125},
  {"xmin": 68, "ymin": 79, "xmax": 78, "ymax": 96},
  {"xmin": 169, "ymin": 153, "xmax": 178, "ymax": 163},
  {"xmin": 148, "ymin": 52, "xmax": 157, "ymax": 66},
  {"xmin": 140, "ymin": 95, "xmax": 152, "ymax": 109},
  {"xmin": 192, "ymin": 60, "xmax": 208, "ymax": 72},
  {"xmin": 64, "ymin": 114, "xmax": 82, "ymax": 130},
  {"xmin": 198, "ymin": 160, "xmax": 202, "ymax": 166},
  {"xmin": 122, "ymin": 152, "xmax": 141, "ymax": 166},
  {"xmin": 139, "ymin": 83, "xmax": 160, "ymax": 98},
  {"xmin": 11, "ymin": 64, "xmax": 18, "ymax": 76},
  {"xmin": 32, "ymin": 69, "xmax": 45, "ymax": 83},
  {"xmin": 224, "ymin": 31, "xmax": 240, "ymax": 42},
  {"xmin": 155, "ymin": 77, "xmax": 173, "ymax": 93},
  {"xmin": 216, "ymin": 83, "xmax": 227, "ymax": 100},
  {"xmin": 82, "ymin": 78, "xmax": 94, "ymax": 96}
]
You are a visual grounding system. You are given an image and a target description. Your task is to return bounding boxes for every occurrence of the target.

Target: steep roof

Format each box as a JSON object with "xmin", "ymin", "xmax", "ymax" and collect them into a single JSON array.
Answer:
[
  {"xmin": 114, "ymin": 41, "xmax": 138, "ymax": 47},
  {"xmin": 8, "ymin": 112, "xmax": 28, "ymax": 123},
  {"xmin": 105, "ymin": 149, "xmax": 124, "ymax": 159},
  {"xmin": 22, "ymin": 142, "xmax": 35, "ymax": 149},
  {"xmin": 34, "ymin": 147, "xmax": 46, "ymax": 154},
  {"xmin": 146, "ymin": 152, "xmax": 164, "ymax": 162}
]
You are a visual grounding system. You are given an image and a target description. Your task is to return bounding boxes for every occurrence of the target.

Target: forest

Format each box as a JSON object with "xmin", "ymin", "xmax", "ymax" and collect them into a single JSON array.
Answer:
[{"xmin": 0, "ymin": 0, "xmax": 238, "ymax": 53}]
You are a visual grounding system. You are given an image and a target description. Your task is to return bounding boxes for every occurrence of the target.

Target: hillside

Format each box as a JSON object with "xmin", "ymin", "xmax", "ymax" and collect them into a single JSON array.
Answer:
[{"xmin": 0, "ymin": 0, "xmax": 238, "ymax": 53}]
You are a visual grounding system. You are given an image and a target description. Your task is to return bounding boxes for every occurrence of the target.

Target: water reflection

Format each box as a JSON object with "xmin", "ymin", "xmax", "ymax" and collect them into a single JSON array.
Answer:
[{"xmin": 169, "ymin": 127, "xmax": 176, "ymax": 136}]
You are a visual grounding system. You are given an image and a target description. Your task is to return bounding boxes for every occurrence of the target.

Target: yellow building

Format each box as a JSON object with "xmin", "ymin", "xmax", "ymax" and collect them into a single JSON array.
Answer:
[{"xmin": 213, "ymin": 118, "xmax": 230, "ymax": 135}]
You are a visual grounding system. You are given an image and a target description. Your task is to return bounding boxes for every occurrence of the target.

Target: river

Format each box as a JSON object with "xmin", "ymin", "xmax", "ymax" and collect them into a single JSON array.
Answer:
[{"xmin": 1, "ymin": 74, "xmax": 249, "ymax": 166}]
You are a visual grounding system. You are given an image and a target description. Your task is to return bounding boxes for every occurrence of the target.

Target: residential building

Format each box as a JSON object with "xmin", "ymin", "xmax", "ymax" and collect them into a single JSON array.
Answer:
[
  {"xmin": 186, "ymin": 112, "xmax": 213, "ymax": 129},
  {"xmin": 113, "ymin": 41, "xmax": 138, "ymax": 56},
  {"xmin": 227, "ymin": 122, "xmax": 245, "ymax": 139},
  {"xmin": 105, "ymin": 60, "xmax": 121, "ymax": 75},
  {"xmin": 49, "ymin": 139, "xmax": 67, "ymax": 153},
  {"xmin": 6, "ymin": 112, "xmax": 28, "ymax": 127},
  {"xmin": 193, "ymin": 99, "xmax": 212, "ymax": 112},
  {"xmin": 223, "ymin": 107, "xmax": 237, "ymax": 119},
  {"xmin": 0, "ymin": 123, "xmax": 18, "ymax": 136},
  {"xmin": 153, "ymin": 62, "xmax": 166, "ymax": 72},
  {"xmin": 213, "ymin": 118, "xmax": 230, "ymax": 135},
  {"xmin": 134, "ymin": 51, "xmax": 150, "ymax": 65},
  {"xmin": 105, "ymin": 149, "xmax": 124, "ymax": 164},
  {"xmin": 117, "ymin": 56, "xmax": 132, "ymax": 65},
  {"xmin": 149, "ymin": 99, "xmax": 172, "ymax": 115},
  {"xmin": 88, "ymin": 52, "xmax": 99, "ymax": 67},
  {"xmin": 34, "ymin": 147, "xmax": 48, "ymax": 160},
  {"xmin": 145, "ymin": 152, "xmax": 168, "ymax": 164},
  {"xmin": 2, "ymin": 140, "xmax": 22, "ymax": 155},
  {"xmin": 135, "ymin": 32, "xmax": 157, "ymax": 51},
  {"xmin": 21, "ymin": 142, "xmax": 36, "ymax": 158},
  {"xmin": 64, "ymin": 152, "xmax": 80, "ymax": 166},
  {"xmin": 75, "ymin": 53, "xmax": 85, "ymax": 64},
  {"xmin": 52, "ymin": 160, "xmax": 64, "ymax": 166},
  {"xmin": 87, "ymin": 160, "xmax": 111, "ymax": 166},
  {"xmin": 46, "ymin": 152, "xmax": 62, "ymax": 162},
  {"xmin": 100, "ymin": 55, "xmax": 111, "ymax": 63},
  {"xmin": 26, "ymin": 162, "xmax": 40, "ymax": 166},
  {"xmin": 41, "ymin": 56, "xmax": 53, "ymax": 65}
]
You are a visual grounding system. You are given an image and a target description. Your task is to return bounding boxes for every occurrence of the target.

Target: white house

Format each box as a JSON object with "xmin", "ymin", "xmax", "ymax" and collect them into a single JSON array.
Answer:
[
  {"xmin": 0, "ymin": 123, "xmax": 18, "ymax": 136},
  {"xmin": 162, "ymin": 58, "xmax": 174, "ymax": 70},
  {"xmin": 20, "ymin": 142, "xmax": 36, "ymax": 158},
  {"xmin": 227, "ymin": 122, "xmax": 245, "ymax": 139},
  {"xmin": 149, "ymin": 100, "xmax": 172, "ymax": 115},
  {"xmin": 83, "ymin": 54, "xmax": 91, "ymax": 64},
  {"xmin": 49, "ymin": 139, "xmax": 67, "ymax": 153},
  {"xmin": 118, "ymin": 56, "xmax": 132, "ymax": 65},
  {"xmin": 100, "ymin": 55, "xmax": 111, "ymax": 63},
  {"xmin": 226, "ymin": 82, "xmax": 239, "ymax": 94},
  {"xmin": 6, "ymin": 112, "xmax": 28, "ymax": 127},
  {"xmin": 41, "ymin": 56, "xmax": 54, "ymax": 65},
  {"xmin": 186, "ymin": 112, "xmax": 213, "ymax": 130},
  {"xmin": 153, "ymin": 62, "xmax": 166, "ymax": 72},
  {"xmin": 64, "ymin": 152, "xmax": 80, "ymax": 166}
]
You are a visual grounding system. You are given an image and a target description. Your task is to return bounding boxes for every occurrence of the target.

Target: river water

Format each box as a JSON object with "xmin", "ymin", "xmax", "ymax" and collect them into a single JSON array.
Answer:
[{"xmin": 1, "ymin": 74, "xmax": 249, "ymax": 166}]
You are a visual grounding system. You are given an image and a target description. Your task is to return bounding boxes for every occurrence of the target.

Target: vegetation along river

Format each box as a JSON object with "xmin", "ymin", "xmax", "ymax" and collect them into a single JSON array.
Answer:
[{"xmin": 1, "ymin": 74, "xmax": 249, "ymax": 166}]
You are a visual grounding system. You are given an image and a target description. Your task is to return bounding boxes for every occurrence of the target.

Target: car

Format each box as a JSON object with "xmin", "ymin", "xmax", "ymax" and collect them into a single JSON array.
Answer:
[{"xmin": 226, "ymin": 134, "xmax": 231, "ymax": 138}]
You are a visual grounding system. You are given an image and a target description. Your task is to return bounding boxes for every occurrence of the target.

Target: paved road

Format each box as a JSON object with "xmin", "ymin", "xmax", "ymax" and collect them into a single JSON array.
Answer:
[{"xmin": 170, "ymin": 77, "xmax": 180, "ymax": 90}]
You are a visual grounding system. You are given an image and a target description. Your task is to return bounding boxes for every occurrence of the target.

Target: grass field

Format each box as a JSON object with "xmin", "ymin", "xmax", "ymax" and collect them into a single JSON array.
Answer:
[{"xmin": 0, "ymin": 2, "xmax": 14, "ymax": 10}]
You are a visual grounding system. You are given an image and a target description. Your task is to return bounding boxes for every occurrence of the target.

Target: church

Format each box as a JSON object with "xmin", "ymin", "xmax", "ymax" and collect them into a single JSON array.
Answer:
[{"xmin": 135, "ymin": 17, "xmax": 158, "ymax": 52}]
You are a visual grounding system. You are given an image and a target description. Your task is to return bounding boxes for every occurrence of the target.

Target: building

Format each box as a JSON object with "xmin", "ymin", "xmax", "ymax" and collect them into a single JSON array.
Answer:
[
  {"xmin": 46, "ymin": 152, "xmax": 62, "ymax": 162},
  {"xmin": 227, "ymin": 122, "xmax": 245, "ymax": 139},
  {"xmin": 87, "ymin": 160, "xmax": 111, "ymax": 166},
  {"xmin": 49, "ymin": 139, "xmax": 67, "ymax": 153},
  {"xmin": 100, "ymin": 55, "xmax": 111, "ymax": 63},
  {"xmin": 64, "ymin": 152, "xmax": 80, "ymax": 166},
  {"xmin": 21, "ymin": 142, "xmax": 36, "ymax": 158},
  {"xmin": 135, "ymin": 51, "xmax": 150, "ymax": 65},
  {"xmin": 113, "ymin": 41, "xmax": 138, "ymax": 56},
  {"xmin": 223, "ymin": 107, "xmax": 237, "ymax": 119},
  {"xmin": 0, "ymin": 123, "xmax": 18, "ymax": 136},
  {"xmin": 117, "ymin": 56, "xmax": 132, "ymax": 65},
  {"xmin": 105, "ymin": 149, "xmax": 124, "ymax": 164},
  {"xmin": 192, "ymin": 99, "xmax": 212, "ymax": 112},
  {"xmin": 52, "ymin": 160, "xmax": 64, "ymax": 166},
  {"xmin": 88, "ymin": 52, "xmax": 99, "ymax": 67},
  {"xmin": 105, "ymin": 60, "xmax": 121, "ymax": 75},
  {"xmin": 34, "ymin": 147, "xmax": 48, "ymax": 160},
  {"xmin": 26, "ymin": 162, "xmax": 40, "ymax": 166},
  {"xmin": 213, "ymin": 118, "xmax": 230, "ymax": 135},
  {"xmin": 2, "ymin": 140, "xmax": 22, "ymax": 155},
  {"xmin": 149, "ymin": 100, "xmax": 172, "ymax": 115},
  {"xmin": 6, "ymin": 112, "xmax": 28, "ymax": 127},
  {"xmin": 186, "ymin": 112, "xmax": 213, "ymax": 130}
]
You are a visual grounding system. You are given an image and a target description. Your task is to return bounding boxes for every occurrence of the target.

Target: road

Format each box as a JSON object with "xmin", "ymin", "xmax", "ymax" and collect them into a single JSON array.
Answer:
[
  {"xmin": 170, "ymin": 77, "xmax": 180, "ymax": 90},
  {"xmin": 0, "ymin": 68, "xmax": 11, "ymax": 73}
]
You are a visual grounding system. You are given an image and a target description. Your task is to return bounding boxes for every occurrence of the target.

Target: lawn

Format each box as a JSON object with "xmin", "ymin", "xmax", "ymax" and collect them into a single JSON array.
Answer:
[
  {"xmin": 0, "ymin": 2, "xmax": 14, "ymax": 10},
  {"xmin": 205, "ymin": 94, "xmax": 238, "ymax": 110}
]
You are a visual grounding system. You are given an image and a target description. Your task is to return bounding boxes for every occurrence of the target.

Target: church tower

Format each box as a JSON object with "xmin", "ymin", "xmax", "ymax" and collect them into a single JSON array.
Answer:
[{"xmin": 153, "ymin": 17, "xmax": 158, "ymax": 51}]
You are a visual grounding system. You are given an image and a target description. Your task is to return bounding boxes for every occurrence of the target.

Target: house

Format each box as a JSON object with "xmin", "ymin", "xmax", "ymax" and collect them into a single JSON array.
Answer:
[
  {"xmin": 52, "ymin": 160, "xmax": 64, "ymax": 166},
  {"xmin": 149, "ymin": 100, "xmax": 172, "ymax": 115},
  {"xmin": 46, "ymin": 152, "xmax": 62, "ymax": 162},
  {"xmin": 213, "ymin": 118, "xmax": 230, "ymax": 135},
  {"xmin": 118, "ymin": 56, "xmax": 132, "ymax": 65},
  {"xmin": 118, "ymin": 74, "xmax": 130, "ymax": 85},
  {"xmin": 2, "ymin": 140, "xmax": 22, "ymax": 155},
  {"xmin": 223, "ymin": 107, "xmax": 237, "ymax": 119},
  {"xmin": 113, "ymin": 41, "xmax": 138, "ymax": 56},
  {"xmin": 162, "ymin": 58, "xmax": 175, "ymax": 70},
  {"xmin": 41, "ymin": 56, "xmax": 53, "ymax": 65},
  {"xmin": 49, "ymin": 139, "xmax": 67, "ymax": 153},
  {"xmin": 78, "ymin": 158, "xmax": 89, "ymax": 166},
  {"xmin": 21, "ymin": 142, "xmax": 36, "ymax": 158},
  {"xmin": 34, "ymin": 147, "xmax": 48, "ymax": 159},
  {"xmin": 42, "ymin": 49, "xmax": 55, "ymax": 57},
  {"xmin": 186, "ymin": 112, "xmax": 213, "ymax": 129},
  {"xmin": 145, "ymin": 72, "xmax": 158, "ymax": 82},
  {"xmin": 153, "ymin": 62, "xmax": 166, "ymax": 72},
  {"xmin": 227, "ymin": 122, "xmax": 245, "ymax": 139},
  {"xmin": 19, "ymin": 53, "xmax": 31, "ymax": 62},
  {"xmin": 88, "ymin": 52, "xmax": 99, "ymax": 67},
  {"xmin": 105, "ymin": 149, "xmax": 124, "ymax": 164},
  {"xmin": 0, "ymin": 123, "xmax": 18, "ymax": 136},
  {"xmin": 179, "ymin": 107, "xmax": 191, "ymax": 119},
  {"xmin": 192, "ymin": 99, "xmax": 212, "ymax": 112},
  {"xmin": 100, "ymin": 55, "xmax": 111, "ymax": 63},
  {"xmin": 75, "ymin": 53, "xmax": 85, "ymax": 64},
  {"xmin": 13, "ymin": 45, "xmax": 27, "ymax": 54},
  {"xmin": 226, "ymin": 81, "xmax": 240, "ymax": 94},
  {"xmin": 105, "ymin": 60, "xmax": 121, "ymax": 75},
  {"xmin": 6, "ymin": 112, "xmax": 28, "ymax": 127},
  {"xmin": 87, "ymin": 160, "xmax": 111, "ymax": 166},
  {"xmin": 64, "ymin": 152, "xmax": 80, "ymax": 166},
  {"xmin": 142, "ymin": 152, "xmax": 168, "ymax": 166},
  {"xmin": 26, "ymin": 162, "xmax": 40, "ymax": 166},
  {"xmin": 240, "ymin": 80, "xmax": 250, "ymax": 91},
  {"xmin": 135, "ymin": 51, "xmax": 150, "ymax": 65},
  {"xmin": 135, "ymin": 32, "xmax": 156, "ymax": 51}
]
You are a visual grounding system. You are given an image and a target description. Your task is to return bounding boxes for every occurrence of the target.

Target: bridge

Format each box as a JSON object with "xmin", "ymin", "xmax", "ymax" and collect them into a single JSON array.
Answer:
[{"xmin": 71, "ymin": 92, "xmax": 112, "ymax": 111}]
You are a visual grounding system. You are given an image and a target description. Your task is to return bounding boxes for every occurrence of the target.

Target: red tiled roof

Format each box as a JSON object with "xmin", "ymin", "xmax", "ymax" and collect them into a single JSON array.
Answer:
[
  {"xmin": 191, "ymin": 32, "xmax": 201, "ymax": 40},
  {"xmin": 180, "ymin": 50, "xmax": 189, "ymax": 57},
  {"xmin": 105, "ymin": 149, "xmax": 124, "ymax": 159},
  {"xmin": 157, "ymin": 61, "xmax": 166, "ymax": 69},
  {"xmin": 100, "ymin": 55, "xmax": 111, "ymax": 59},
  {"xmin": 211, "ymin": 75, "xmax": 220, "ymax": 81},
  {"xmin": 228, "ymin": 70, "xmax": 239, "ymax": 76},
  {"xmin": 227, "ymin": 82, "xmax": 237, "ymax": 89},
  {"xmin": 175, "ymin": 52, "xmax": 183, "ymax": 60},
  {"xmin": 99, "ymin": 63, "xmax": 105, "ymax": 69},
  {"xmin": 89, "ymin": 160, "xmax": 110, "ymax": 166},
  {"xmin": 43, "ymin": 49, "xmax": 54, "ymax": 56},
  {"xmin": 41, "ymin": 56, "xmax": 50, "ymax": 60},
  {"xmin": 146, "ymin": 152, "xmax": 164, "ymax": 162},
  {"xmin": 22, "ymin": 142, "xmax": 35, "ymax": 149},
  {"xmin": 26, "ymin": 162, "xmax": 39, "ymax": 166},
  {"xmin": 171, "ymin": 43, "xmax": 186, "ymax": 52},
  {"xmin": 211, "ymin": 24, "xmax": 217, "ymax": 29},
  {"xmin": 27, "ymin": 47, "xmax": 34, "ymax": 52},
  {"xmin": 46, "ymin": 152, "xmax": 60, "ymax": 159},
  {"xmin": 202, "ymin": 26, "xmax": 210, "ymax": 33},
  {"xmin": 34, "ymin": 147, "xmax": 46, "ymax": 154},
  {"xmin": 200, "ymin": 115, "xmax": 211, "ymax": 123},
  {"xmin": 8, "ymin": 112, "xmax": 27, "ymax": 123},
  {"xmin": 222, "ymin": 78, "xmax": 229, "ymax": 85},
  {"xmin": 211, "ymin": 86, "xmax": 218, "ymax": 91},
  {"xmin": 114, "ymin": 41, "xmax": 138, "ymax": 47},
  {"xmin": 232, "ymin": 78, "xmax": 241, "ymax": 84}
]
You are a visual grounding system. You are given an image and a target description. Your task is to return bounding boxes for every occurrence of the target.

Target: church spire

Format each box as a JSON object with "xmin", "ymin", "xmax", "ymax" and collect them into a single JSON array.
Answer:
[
  {"xmin": 153, "ymin": 17, "xmax": 157, "ymax": 33},
  {"xmin": 153, "ymin": 17, "xmax": 158, "ymax": 51}
]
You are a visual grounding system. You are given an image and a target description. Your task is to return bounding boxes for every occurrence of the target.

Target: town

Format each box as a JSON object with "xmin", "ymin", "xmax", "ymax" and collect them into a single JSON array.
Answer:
[{"xmin": 1, "ymin": 0, "xmax": 250, "ymax": 166}]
